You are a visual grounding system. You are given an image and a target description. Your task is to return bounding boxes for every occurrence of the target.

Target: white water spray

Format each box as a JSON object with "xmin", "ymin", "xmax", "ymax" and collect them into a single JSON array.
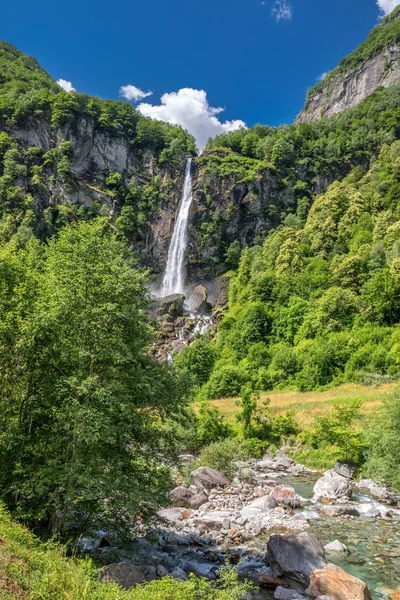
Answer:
[{"xmin": 161, "ymin": 158, "xmax": 193, "ymax": 297}]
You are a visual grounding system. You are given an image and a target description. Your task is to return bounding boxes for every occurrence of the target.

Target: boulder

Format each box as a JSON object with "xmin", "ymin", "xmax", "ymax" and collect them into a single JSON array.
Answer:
[
  {"xmin": 99, "ymin": 563, "xmax": 145, "ymax": 589},
  {"xmin": 156, "ymin": 565, "xmax": 169, "ymax": 577},
  {"xmin": 158, "ymin": 508, "xmax": 186, "ymax": 522},
  {"xmin": 313, "ymin": 471, "xmax": 352, "ymax": 500},
  {"xmin": 190, "ymin": 466, "xmax": 229, "ymax": 490},
  {"xmin": 270, "ymin": 485, "xmax": 300, "ymax": 507},
  {"xmin": 306, "ymin": 563, "xmax": 372, "ymax": 600},
  {"xmin": 357, "ymin": 479, "xmax": 375, "ymax": 490},
  {"xmin": 249, "ymin": 495, "xmax": 278, "ymax": 511},
  {"xmin": 170, "ymin": 566, "xmax": 188, "ymax": 581},
  {"xmin": 334, "ymin": 461, "xmax": 356, "ymax": 480},
  {"xmin": 256, "ymin": 458, "xmax": 276, "ymax": 470},
  {"xmin": 142, "ymin": 566, "xmax": 158, "ymax": 582},
  {"xmin": 273, "ymin": 456, "xmax": 296, "ymax": 471},
  {"xmin": 170, "ymin": 486, "xmax": 208, "ymax": 509},
  {"xmin": 187, "ymin": 285, "xmax": 209, "ymax": 313},
  {"xmin": 152, "ymin": 294, "xmax": 185, "ymax": 318},
  {"xmin": 324, "ymin": 540, "xmax": 347, "ymax": 553},
  {"xmin": 321, "ymin": 506, "xmax": 360, "ymax": 517},
  {"xmin": 213, "ymin": 274, "xmax": 231, "ymax": 307},
  {"xmin": 267, "ymin": 532, "xmax": 327, "ymax": 586},
  {"xmin": 258, "ymin": 575, "xmax": 289, "ymax": 589},
  {"xmin": 274, "ymin": 586, "xmax": 307, "ymax": 599}
]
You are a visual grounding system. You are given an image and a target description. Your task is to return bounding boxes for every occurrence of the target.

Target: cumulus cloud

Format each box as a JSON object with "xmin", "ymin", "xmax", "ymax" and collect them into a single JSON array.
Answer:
[
  {"xmin": 271, "ymin": 0, "xmax": 293, "ymax": 21},
  {"xmin": 119, "ymin": 84, "xmax": 153, "ymax": 102},
  {"xmin": 376, "ymin": 0, "xmax": 400, "ymax": 15},
  {"xmin": 57, "ymin": 79, "xmax": 75, "ymax": 92},
  {"xmin": 317, "ymin": 72, "xmax": 328, "ymax": 82},
  {"xmin": 137, "ymin": 88, "xmax": 246, "ymax": 151}
]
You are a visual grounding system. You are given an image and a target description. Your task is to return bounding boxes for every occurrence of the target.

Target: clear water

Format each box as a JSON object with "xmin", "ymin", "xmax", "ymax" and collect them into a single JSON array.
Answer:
[{"xmin": 253, "ymin": 474, "xmax": 400, "ymax": 599}]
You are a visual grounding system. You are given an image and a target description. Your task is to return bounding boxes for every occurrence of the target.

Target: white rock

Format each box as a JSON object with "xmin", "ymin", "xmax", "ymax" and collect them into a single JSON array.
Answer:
[{"xmin": 324, "ymin": 540, "xmax": 347, "ymax": 553}]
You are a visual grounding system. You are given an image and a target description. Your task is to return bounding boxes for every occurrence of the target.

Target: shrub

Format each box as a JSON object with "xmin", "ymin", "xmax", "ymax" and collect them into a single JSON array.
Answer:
[
  {"xmin": 196, "ymin": 401, "xmax": 231, "ymax": 447},
  {"xmin": 199, "ymin": 439, "xmax": 246, "ymax": 477},
  {"xmin": 202, "ymin": 365, "xmax": 248, "ymax": 400},
  {"xmin": 364, "ymin": 389, "xmax": 400, "ymax": 491}
]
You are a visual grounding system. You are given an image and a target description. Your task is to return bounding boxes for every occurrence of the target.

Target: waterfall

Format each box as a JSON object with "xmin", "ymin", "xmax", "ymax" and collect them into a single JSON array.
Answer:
[{"xmin": 161, "ymin": 158, "xmax": 193, "ymax": 297}]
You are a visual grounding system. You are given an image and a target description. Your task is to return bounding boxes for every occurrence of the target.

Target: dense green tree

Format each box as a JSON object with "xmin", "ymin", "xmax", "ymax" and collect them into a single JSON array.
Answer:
[{"xmin": 0, "ymin": 219, "xmax": 188, "ymax": 534}]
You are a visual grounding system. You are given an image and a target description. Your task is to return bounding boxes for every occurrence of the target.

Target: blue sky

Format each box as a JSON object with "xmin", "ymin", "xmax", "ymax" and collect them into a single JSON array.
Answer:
[{"xmin": 1, "ymin": 0, "xmax": 398, "ymax": 148}]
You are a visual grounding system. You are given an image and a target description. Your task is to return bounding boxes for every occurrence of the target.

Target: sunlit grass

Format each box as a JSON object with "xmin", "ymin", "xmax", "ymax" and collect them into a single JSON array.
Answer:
[{"xmin": 194, "ymin": 383, "xmax": 397, "ymax": 430}]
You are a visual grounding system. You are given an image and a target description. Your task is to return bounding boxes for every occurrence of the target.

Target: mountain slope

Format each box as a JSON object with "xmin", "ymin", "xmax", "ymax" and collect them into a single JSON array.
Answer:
[
  {"xmin": 0, "ymin": 41, "xmax": 196, "ymax": 274},
  {"xmin": 296, "ymin": 6, "xmax": 400, "ymax": 123}
]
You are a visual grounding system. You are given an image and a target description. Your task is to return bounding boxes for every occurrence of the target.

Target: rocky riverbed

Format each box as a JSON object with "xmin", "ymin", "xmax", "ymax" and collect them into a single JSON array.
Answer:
[{"xmin": 91, "ymin": 455, "xmax": 400, "ymax": 599}]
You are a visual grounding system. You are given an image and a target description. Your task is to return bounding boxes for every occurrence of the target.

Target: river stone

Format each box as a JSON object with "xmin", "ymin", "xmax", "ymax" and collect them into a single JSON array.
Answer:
[
  {"xmin": 270, "ymin": 485, "xmax": 300, "ymax": 507},
  {"xmin": 273, "ymin": 456, "xmax": 296, "ymax": 471},
  {"xmin": 249, "ymin": 495, "xmax": 278, "ymax": 511},
  {"xmin": 170, "ymin": 566, "xmax": 188, "ymax": 581},
  {"xmin": 158, "ymin": 508, "xmax": 185, "ymax": 522},
  {"xmin": 256, "ymin": 458, "xmax": 276, "ymax": 470},
  {"xmin": 321, "ymin": 506, "xmax": 360, "ymax": 517},
  {"xmin": 190, "ymin": 466, "xmax": 229, "ymax": 490},
  {"xmin": 357, "ymin": 479, "xmax": 375, "ymax": 490},
  {"xmin": 258, "ymin": 575, "xmax": 289, "ymax": 589},
  {"xmin": 267, "ymin": 532, "xmax": 327, "ymax": 586},
  {"xmin": 99, "ymin": 563, "xmax": 146, "ymax": 588},
  {"xmin": 324, "ymin": 540, "xmax": 347, "ymax": 553},
  {"xmin": 170, "ymin": 486, "xmax": 208, "ymax": 509},
  {"xmin": 313, "ymin": 471, "xmax": 352, "ymax": 500},
  {"xmin": 274, "ymin": 586, "xmax": 307, "ymax": 599},
  {"xmin": 333, "ymin": 460, "xmax": 356, "ymax": 479},
  {"xmin": 306, "ymin": 563, "xmax": 372, "ymax": 600}
]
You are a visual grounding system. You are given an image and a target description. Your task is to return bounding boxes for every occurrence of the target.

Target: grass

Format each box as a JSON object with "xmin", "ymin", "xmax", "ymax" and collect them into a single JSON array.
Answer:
[
  {"xmin": 0, "ymin": 505, "xmax": 251, "ymax": 600},
  {"xmin": 198, "ymin": 383, "xmax": 397, "ymax": 430}
]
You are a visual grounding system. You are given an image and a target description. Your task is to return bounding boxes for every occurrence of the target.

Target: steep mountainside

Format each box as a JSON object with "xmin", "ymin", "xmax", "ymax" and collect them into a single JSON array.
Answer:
[
  {"xmin": 0, "ymin": 42, "xmax": 195, "ymax": 275},
  {"xmin": 296, "ymin": 7, "xmax": 400, "ymax": 123},
  {"xmin": 189, "ymin": 85, "xmax": 400, "ymax": 279}
]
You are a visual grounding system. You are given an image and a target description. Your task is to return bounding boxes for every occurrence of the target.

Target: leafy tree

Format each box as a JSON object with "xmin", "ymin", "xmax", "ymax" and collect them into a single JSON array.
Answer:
[{"xmin": 0, "ymin": 219, "xmax": 188, "ymax": 534}]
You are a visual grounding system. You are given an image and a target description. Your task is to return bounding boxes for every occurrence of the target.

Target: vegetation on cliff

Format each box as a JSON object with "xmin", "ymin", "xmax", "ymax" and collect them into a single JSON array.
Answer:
[
  {"xmin": 305, "ymin": 5, "xmax": 400, "ymax": 101},
  {"xmin": 189, "ymin": 140, "xmax": 400, "ymax": 400}
]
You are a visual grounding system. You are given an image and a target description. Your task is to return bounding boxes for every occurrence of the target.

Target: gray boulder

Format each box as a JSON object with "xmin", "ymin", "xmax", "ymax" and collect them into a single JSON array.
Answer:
[
  {"xmin": 334, "ymin": 460, "xmax": 356, "ymax": 479},
  {"xmin": 274, "ymin": 587, "xmax": 307, "ymax": 600},
  {"xmin": 170, "ymin": 566, "xmax": 188, "ymax": 580},
  {"xmin": 267, "ymin": 532, "xmax": 327, "ymax": 586},
  {"xmin": 170, "ymin": 486, "xmax": 208, "ymax": 509},
  {"xmin": 99, "ymin": 563, "xmax": 145, "ymax": 589},
  {"xmin": 190, "ymin": 466, "xmax": 229, "ymax": 490},
  {"xmin": 187, "ymin": 284, "xmax": 209, "ymax": 313},
  {"xmin": 249, "ymin": 495, "xmax": 278, "ymax": 511},
  {"xmin": 321, "ymin": 505, "xmax": 360, "ymax": 517},
  {"xmin": 313, "ymin": 471, "xmax": 352, "ymax": 500},
  {"xmin": 273, "ymin": 456, "xmax": 296, "ymax": 471}
]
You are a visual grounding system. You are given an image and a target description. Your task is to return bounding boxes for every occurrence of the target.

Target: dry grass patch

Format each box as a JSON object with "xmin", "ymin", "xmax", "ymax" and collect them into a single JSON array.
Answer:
[{"xmin": 196, "ymin": 383, "xmax": 397, "ymax": 430}]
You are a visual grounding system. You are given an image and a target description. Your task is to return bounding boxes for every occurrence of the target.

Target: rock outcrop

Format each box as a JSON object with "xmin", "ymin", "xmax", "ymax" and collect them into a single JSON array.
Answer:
[
  {"xmin": 296, "ymin": 45, "xmax": 400, "ymax": 124},
  {"xmin": 267, "ymin": 532, "xmax": 327, "ymax": 586},
  {"xmin": 306, "ymin": 563, "xmax": 372, "ymax": 600}
]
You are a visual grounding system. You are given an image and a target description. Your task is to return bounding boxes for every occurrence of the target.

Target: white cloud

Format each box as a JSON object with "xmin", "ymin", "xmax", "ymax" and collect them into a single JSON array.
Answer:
[
  {"xmin": 137, "ymin": 88, "xmax": 246, "ymax": 151},
  {"xmin": 376, "ymin": 0, "xmax": 400, "ymax": 15},
  {"xmin": 57, "ymin": 79, "xmax": 75, "ymax": 92},
  {"xmin": 119, "ymin": 84, "xmax": 153, "ymax": 102},
  {"xmin": 317, "ymin": 72, "xmax": 328, "ymax": 82},
  {"xmin": 271, "ymin": 0, "xmax": 292, "ymax": 21}
]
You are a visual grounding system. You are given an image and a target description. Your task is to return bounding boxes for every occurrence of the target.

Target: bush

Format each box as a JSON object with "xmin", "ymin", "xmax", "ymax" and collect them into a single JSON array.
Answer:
[
  {"xmin": 202, "ymin": 365, "xmax": 248, "ymax": 400},
  {"xmin": 199, "ymin": 439, "xmax": 246, "ymax": 477},
  {"xmin": 196, "ymin": 401, "xmax": 231, "ymax": 447},
  {"xmin": 364, "ymin": 389, "xmax": 400, "ymax": 491}
]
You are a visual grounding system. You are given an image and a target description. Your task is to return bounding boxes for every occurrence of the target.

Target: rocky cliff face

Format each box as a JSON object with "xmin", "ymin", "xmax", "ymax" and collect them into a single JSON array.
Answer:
[
  {"xmin": 296, "ymin": 44, "xmax": 400, "ymax": 124},
  {"xmin": 3, "ymin": 113, "xmax": 187, "ymax": 275}
]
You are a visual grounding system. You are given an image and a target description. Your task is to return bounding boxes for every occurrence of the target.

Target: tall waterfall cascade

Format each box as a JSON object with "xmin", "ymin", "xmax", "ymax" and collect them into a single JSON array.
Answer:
[{"xmin": 161, "ymin": 158, "xmax": 193, "ymax": 297}]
